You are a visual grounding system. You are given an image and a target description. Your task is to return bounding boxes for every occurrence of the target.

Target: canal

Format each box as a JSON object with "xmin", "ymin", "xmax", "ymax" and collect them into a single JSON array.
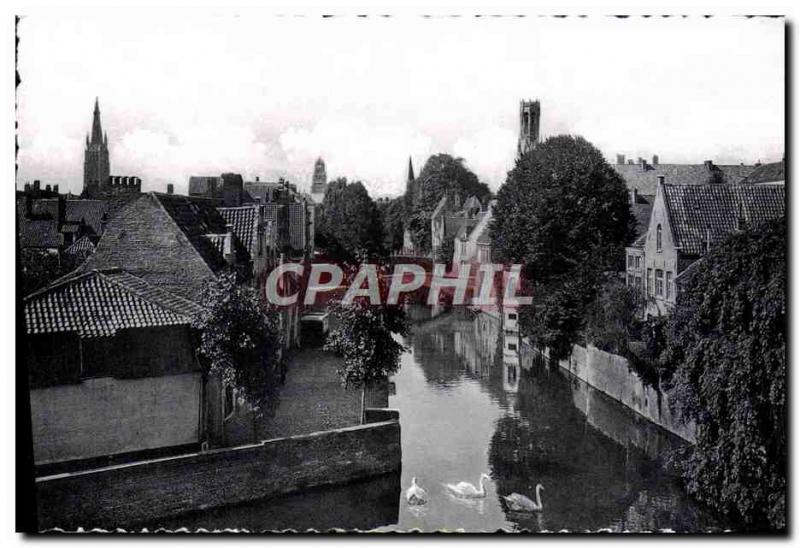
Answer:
[{"xmin": 148, "ymin": 310, "xmax": 727, "ymax": 532}]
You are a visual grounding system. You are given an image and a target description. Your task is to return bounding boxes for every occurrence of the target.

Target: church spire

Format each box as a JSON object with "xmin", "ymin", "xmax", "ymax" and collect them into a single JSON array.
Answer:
[
  {"xmin": 407, "ymin": 156, "xmax": 415, "ymax": 183},
  {"xmin": 91, "ymin": 97, "xmax": 103, "ymax": 144}
]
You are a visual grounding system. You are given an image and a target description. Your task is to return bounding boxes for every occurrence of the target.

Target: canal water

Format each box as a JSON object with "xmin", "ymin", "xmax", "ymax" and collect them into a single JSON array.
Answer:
[{"xmin": 149, "ymin": 310, "xmax": 727, "ymax": 532}]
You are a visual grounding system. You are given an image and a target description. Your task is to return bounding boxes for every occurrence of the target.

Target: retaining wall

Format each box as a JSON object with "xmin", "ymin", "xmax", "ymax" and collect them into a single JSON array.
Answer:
[
  {"xmin": 36, "ymin": 419, "xmax": 401, "ymax": 530},
  {"xmin": 545, "ymin": 344, "xmax": 695, "ymax": 443}
]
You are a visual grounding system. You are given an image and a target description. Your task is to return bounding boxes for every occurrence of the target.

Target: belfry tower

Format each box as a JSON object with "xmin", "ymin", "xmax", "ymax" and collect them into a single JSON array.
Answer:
[
  {"xmin": 517, "ymin": 99, "xmax": 541, "ymax": 158},
  {"xmin": 311, "ymin": 158, "xmax": 327, "ymax": 194},
  {"xmin": 83, "ymin": 97, "xmax": 110, "ymax": 197}
]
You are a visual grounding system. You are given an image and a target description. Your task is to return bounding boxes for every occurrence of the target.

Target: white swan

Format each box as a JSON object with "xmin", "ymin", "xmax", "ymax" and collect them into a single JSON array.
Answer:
[
  {"xmin": 503, "ymin": 484, "xmax": 544, "ymax": 512},
  {"xmin": 405, "ymin": 477, "xmax": 428, "ymax": 505},
  {"xmin": 445, "ymin": 473, "xmax": 491, "ymax": 499}
]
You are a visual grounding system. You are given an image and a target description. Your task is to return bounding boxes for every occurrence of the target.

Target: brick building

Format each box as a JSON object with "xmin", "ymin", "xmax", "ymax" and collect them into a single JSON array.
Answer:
[{"xmin": 626, "ymin": 179, "xmax": 785, "ymax": 317}]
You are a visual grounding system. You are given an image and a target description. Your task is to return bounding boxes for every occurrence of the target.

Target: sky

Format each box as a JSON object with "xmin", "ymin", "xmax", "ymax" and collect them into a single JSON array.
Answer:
[{"xmin": 16, "ymin": 15, "xmax": 785, "ymax": 197}]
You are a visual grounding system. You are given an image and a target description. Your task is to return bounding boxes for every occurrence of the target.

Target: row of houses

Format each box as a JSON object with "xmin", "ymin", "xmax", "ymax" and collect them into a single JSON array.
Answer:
[
  {"xmin": 20, "ymin": 182, "xmax": 316, "ymax": 471},
  {"xmin": 624, "ymin": 160, "xmax": 785, "ymax": 317}
]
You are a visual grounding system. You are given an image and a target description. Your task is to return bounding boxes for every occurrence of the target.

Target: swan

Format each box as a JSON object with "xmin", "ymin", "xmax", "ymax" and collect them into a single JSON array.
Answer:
[
  {"xmin": 445, "ymin": 473, "xmax": 491, "ymax": 499},
  {"xmin": 405, "ymin": 477, "xmax": 428, "ymax": 505},
  {"xmin": 503, "ymin": 484, "xmax": 544, "ymax": 512}
]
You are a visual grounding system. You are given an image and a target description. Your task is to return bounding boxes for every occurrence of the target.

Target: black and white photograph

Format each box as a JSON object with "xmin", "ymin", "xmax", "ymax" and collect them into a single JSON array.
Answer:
[{"xmin": 9, "ymin": 7, "xmax": 790, "ymax": 536}]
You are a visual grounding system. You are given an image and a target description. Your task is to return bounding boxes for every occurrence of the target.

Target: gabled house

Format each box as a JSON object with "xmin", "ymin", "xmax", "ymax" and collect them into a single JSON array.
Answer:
[
  {"xmin": 627, "ymin": 179, "xmax": 785, "ymax": 317},
  {"xmin": 453, "ymin": 200, "xmax": 495, "ymax": 266},
  {"xmin": 431, "ymin": 191, "xmax": 485, "ymax": 259},
  {"xmin": 24, "ymin": 268, "xmax": 204, "ymax": 470}
]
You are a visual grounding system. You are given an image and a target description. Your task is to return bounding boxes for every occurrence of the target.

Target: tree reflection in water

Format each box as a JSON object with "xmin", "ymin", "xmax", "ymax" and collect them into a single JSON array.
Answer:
[{"xmin": 407, "ymin": 310, "xmax": 727, "ymax": 532}]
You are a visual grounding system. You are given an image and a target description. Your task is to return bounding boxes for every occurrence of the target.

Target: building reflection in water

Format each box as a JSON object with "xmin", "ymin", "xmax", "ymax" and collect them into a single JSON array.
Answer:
[{"xmin": 406, "ymin": 309, "xmax": 726, "ymax": 532}]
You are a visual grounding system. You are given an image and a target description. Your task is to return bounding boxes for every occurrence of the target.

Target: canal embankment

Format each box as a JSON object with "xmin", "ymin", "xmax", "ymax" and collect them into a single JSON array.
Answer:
[
  {"xmin": 536, "ymin": 343, "xmax": 695, "ymax": 443},
  {"xmin": 36, "ymin": 417, "xmax": 401, "ymax": 530}
]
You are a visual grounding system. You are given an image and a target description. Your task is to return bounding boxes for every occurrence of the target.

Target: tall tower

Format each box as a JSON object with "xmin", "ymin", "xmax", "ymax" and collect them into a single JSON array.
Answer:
[
  {"xmin": 517, "ymin": 99, "xmax": 541, "ymax": 158},
  {"xmin": 83, "ymin": 97, "xmax": 110, "ymax": 198},
  {"xmin": 311, "ymin": 158, "xmax": 327, "ymax": 195}
]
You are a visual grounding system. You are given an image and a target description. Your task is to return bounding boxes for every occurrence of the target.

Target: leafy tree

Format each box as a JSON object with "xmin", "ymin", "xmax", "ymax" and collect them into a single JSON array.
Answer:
[
  {"xmin": 491, "ymin": 135, "xmax": 635, "ymax": 357},
  {"xmin": 317, "ymin": 178, "xmax": 386, "ymax": 262},
  {"xmin": 378, "ymin": 196, "xmax": 406, "ymax": 253},
  {"xmin": 660, "ymin": 218, "xmax": 786, "ymax": 530},
  {"xmin": 193, "ymin": 272, "xmax": 283, "ymax": 415},
  {"xmin": 584, "ymin": 276, "xmax": 641, "ymax": 355},
  {"xmin": 407, "ymin": 154, "xmax": 491, "ymax": 252}
]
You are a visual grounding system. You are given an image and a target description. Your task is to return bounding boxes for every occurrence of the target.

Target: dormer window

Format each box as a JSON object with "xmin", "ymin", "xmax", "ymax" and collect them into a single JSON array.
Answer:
[{"xmin": 656, "ymin": 224, "xmax": 663, "ymax": 252}]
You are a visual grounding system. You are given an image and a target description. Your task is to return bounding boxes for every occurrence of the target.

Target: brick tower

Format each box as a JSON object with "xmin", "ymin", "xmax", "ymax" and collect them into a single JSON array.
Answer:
[
  {"xmin": 83, "ymin": 97, "xmax": 110, "ymax": 198},
  {"xmin": 517, "ymin": 99, "xmax": 541, "ymax": 158}
]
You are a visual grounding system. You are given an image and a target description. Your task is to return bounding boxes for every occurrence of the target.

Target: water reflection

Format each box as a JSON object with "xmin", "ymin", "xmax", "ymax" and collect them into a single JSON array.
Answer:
[{"xmin": 145, "ymin": 309, "xmax": 725, "ymax": 532}]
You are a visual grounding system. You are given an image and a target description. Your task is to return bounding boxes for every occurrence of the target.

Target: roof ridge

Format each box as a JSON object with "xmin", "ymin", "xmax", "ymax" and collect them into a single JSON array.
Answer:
[{"xmin": 23, "ymin": 267, "xmax": 122, "ymax": 301}]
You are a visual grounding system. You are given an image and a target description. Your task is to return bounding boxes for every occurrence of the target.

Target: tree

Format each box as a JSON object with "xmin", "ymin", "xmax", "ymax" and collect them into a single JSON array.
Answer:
[
  {"xmin": 407, "ymin": 154, "xmax": 491, "ymax": 252},
  {"xmin": 659, "ymin": 218, "xmax": 786, "ymax": 530},
  {"xmin": 491, "ymin": 135, "xmax": 635, "ymax": 357},
  {"xmin": 192, "ymin": 273, "xmax": 283, "ymax": 415},
  {"xmin": 584, "ymin": 276, "xmax": 641, "ymax": 355},
  {"xmin": 317, "ymin": 178, "xmax": 386, "ymax": 262},
  {"xmin": 378, "ymin": 196, "xmax": 406, "ymax": 253}
]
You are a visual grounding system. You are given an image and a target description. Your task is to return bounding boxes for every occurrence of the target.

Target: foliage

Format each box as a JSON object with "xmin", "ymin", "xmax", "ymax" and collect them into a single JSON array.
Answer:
[
  {"xmin": 324, "ymin": 300, "xmax": 409, "ymax": 388},
  {"xmin": 435, "ymin": 236, "xmax": 455, "ymax": 265},
  {"xmin": 19, "ymin": 249, "xmax": 81, "ymax": 296},
  {"xmin": 317, "ymin": 178, "xmax": 387, "ymax": 263},
  {"xmin": 192, "ymin": 272, "xmax": 283, "ymax": 412},
  {"xmin": 660, "ymin": 218, "xmax": 786, "ymax": 530},
  {"xmin": 584, "ymin": 276, "xmax": 641, "ymax": 355},
  {"xmin": 378, "ymin": 196, "xmax": 407, "ymax": 253},
  {"xmin": 491, "ymin": 135, "xmax": 635, "ymax": 358},
  {"xmin": 407, "ymin": 154, "xmax": 491, "ymax": 252}
]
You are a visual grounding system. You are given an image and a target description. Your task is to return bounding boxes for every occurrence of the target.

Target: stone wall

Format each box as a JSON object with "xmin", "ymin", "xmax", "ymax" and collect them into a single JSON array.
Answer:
[
  {"xmin": 36, "ymin": 419, "xmax": 401, "ymax": 530},
  {"xmin": 30, "ymin": 372, "xmax": 202, "ymax": 466},
  {"xmin": 547, "ymin": 344, "xmax": 695, "ymax": 443}
]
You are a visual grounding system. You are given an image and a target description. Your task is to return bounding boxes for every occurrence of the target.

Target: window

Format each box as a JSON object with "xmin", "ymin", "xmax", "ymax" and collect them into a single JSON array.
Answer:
[
  {"xmin": 508, "ymin": 343, "xmax": 517, "ymax": 351},
  {"xmin": 666, "ymin": 271, "xmax": 673, "ymax": 300},
  {"xmin": 656, "ymin": 269, "xmax": 664, "ymax": 297},
  {"xmin": 508, "ymin": 313, "xmax": 517, "ymax": 321},
  {"xmin": 635, "ymin": 276, "xmax": 643, "ymax": 296},
  {"xmin": 647, "ymin": 268, "xmax": 653, "ymax": 296},
  {"xmin": 656, "ymin": 224, "xmax": 663, "ymax": 252},
  {"xmin": 635, "ymin": 256, "xmax": 641, "ymax": 269},
  {"xmin": 627, "ymin": 274, "xmax": 634, "ymax": 287},
  {"xmin": 627, "ymin": 254, "xmax": 633, "ymax": 269}
]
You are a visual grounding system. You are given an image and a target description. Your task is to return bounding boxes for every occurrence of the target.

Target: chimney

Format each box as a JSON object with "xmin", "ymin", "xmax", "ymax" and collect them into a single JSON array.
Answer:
[
  {"xmin": 53, "ymin": 184, "xmax": 59, "ymax": 194},
  {"xmin": 256, "ymin": 176, "xmax": 260, "ymax": 182},
  {"xmin": 24, "ymin": 182, "xmax": 30, "ymax": 193},
  {"xmin": 45, "ymin": 184, "xmax": 51, "ymax": 192},
  {"xmin": 639, "ymin": 158, "xmax": 647, "ymax": 170},
  {"xmin": 704, "ymin": 160, "xmax": 713, "ymax": 170},
  {"xmin": 616, "ymin": 154, "xmax": 625, "ymax": 165},
  {"xmin": 223, "ymin": 224, "xmax": 236, "ymax": 265},
  {"xmin": 167, "ymin": 183, "xmax": 174, "ymax": 195},
  {"xmin": 627, "ymin": 159, "xmax": 634, "ymax": 165},
  {"xmin": 33, "ymin": 180, "xmax": 40, "ymax": 192},
  {"xmin": 657, "ymin": 175, "xmax": 665, "ymax": 185},
  {"xmin": 652, "ymin": 154, "xmax": 659, "ymax": 165}
]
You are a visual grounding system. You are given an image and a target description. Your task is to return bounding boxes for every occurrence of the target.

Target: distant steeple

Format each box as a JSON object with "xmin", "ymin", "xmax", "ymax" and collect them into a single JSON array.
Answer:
[
  {"xmin": 407, "ymin": 156, "xmax": 415, "ymax": 183},
  {"xmin": 404, "ymin": 157, "xmax": 416, "ymax": 211},
  {"xmin": 91, "ymin": 97, "xmax": 104, "ymax": 144},
  {"xmin": 84, "ymin": 97, "xmax": 110, "ymax": 197}
]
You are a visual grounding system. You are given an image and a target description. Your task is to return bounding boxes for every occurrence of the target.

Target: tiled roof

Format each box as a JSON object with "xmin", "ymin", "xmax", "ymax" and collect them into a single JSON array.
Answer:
[
  {"xmin": 742, "ymin": 161, "xmax": 785, "ymax": 184},
  {"xmin": 663, "ymin": 183, "xmax": 785, "ymax": 257},
  {"xmin": 76, "ymin": 193, "xmax": 251, "ymax": 303},
  {"xmin": 613, "ymin": 163, "xmax": 757, "ymax": 197},
  {"xmin": 24, "ymin": 269, "xmax": 202, "ymax": 338},
  {"xmin": 19, "ymin": 219, "xmax": 60, "ymax": 248},
  {"xmin": 244, "ymin": 181, "xmax": 283, "ymax": 204},
  {"xmin": 218, "ymin": 205, "xmax": 259, "ymax": 253},
  {"xmin": 64, "ymin": 235, "xmax": 96, "ymax": 256},
  {"xmin": 65, "ymin": 200, "xmax": 109, "ymax": 235},
  {"xmin": 153, "ymin": 193, "xmax": 242, "ymax": 273}
]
